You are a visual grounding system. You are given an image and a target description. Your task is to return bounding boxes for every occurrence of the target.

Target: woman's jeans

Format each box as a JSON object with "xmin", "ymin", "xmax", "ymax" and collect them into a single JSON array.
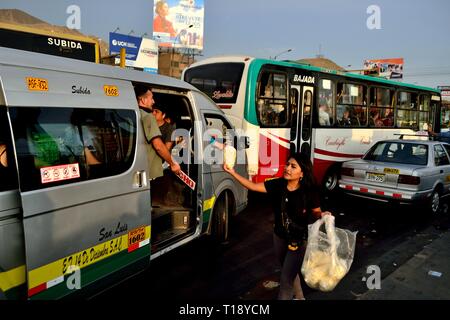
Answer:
[{"xmin": 273, "ymin": 233, "xmax": 305, "ymax": 300}]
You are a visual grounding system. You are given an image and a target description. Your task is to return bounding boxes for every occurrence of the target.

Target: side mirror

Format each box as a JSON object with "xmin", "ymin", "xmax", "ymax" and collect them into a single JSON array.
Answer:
[{"xmin": 243, "ymin": 136, "xmax": 250, "ymax": 149}]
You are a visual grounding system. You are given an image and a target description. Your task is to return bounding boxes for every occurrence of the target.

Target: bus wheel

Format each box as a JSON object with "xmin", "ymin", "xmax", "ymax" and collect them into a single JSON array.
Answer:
[{"xmin": 211, "ymin": 192, "xmax": 230, "ymax": 244}]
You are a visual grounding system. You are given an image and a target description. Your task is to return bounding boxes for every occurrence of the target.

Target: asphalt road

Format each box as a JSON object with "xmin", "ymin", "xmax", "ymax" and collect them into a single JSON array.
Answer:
[{"xmin": 93, "ymin": 190, "xmax": 450, "ymax": 301}]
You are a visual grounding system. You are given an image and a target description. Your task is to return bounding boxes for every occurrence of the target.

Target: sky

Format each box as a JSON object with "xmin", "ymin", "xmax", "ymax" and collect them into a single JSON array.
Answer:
[{"xmin": 1, "ymin": 0, "xmax": 449, "ymax": 89}]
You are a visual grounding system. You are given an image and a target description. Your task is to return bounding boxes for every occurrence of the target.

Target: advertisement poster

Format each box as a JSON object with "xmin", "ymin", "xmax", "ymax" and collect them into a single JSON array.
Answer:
[
  {"xmin": 109, "ymin": 32, "xmax": 158, "ymax": 73},
  {"xmin": 438, "ymin": 86, "xmax": 450, "ymax": 101},
  {"xmin": 152, "ymin": 0, "xmax": 204, "ymax": 50},
  {"xmin": 363, "ymin": 58, "xmax": 404, "ymax": 79}
]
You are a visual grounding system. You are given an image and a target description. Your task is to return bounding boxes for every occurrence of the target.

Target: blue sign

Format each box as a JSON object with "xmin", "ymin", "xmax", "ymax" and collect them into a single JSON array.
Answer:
[{"xmin": 109, "ymin": 32, "xmax": 142, "ymax": 61}]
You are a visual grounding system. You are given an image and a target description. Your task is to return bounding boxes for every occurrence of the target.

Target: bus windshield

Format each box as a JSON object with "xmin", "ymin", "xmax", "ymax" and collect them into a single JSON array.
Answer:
[{"xmin": 184, "ymin": 62, "xmax": 244, "ymax": 104}]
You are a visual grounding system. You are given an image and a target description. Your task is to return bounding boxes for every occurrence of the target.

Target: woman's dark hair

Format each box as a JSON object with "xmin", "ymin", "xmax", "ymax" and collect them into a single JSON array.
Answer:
[{"xmin": 288, "ymin": 152, "xmax": 317, "ymax": 189}]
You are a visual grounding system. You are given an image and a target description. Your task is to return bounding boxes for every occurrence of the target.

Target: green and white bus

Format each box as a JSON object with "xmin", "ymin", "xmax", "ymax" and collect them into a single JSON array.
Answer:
[{"xmin": 183, "ymin": 56, "xmax": 442, "ymax": 190}]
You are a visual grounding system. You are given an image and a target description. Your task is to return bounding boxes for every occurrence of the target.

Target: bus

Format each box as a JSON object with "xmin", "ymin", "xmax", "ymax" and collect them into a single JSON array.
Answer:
[
  {"xmin": 183, "ymin": 56, "xmax": 442, "ymax": 190},
  {"xmin": 0, "ymin": 47, "xmax": 248, "ymax": 299},
  {"xmin": 0, "ymin": 22, "xmax": 100, "ymax": 63}
]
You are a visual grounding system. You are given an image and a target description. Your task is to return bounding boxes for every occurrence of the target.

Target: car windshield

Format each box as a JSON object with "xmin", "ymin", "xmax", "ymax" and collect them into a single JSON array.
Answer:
[{"xmin": 364, "ymin": 142, "xmax": 428, "ymax": 165}]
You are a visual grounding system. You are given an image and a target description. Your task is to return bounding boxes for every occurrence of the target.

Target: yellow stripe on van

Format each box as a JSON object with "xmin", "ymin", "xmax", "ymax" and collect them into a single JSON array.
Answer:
[
  {"xmin": 0, "ymin": 265, "xmax": 26, "ymax": 292},
  {"xmin": 203, "ymin": 196, "xmax": 216, "ymax": 212},
  {"xmin": 28, "ymin": 226, "xmax": 150, "ymax": 289}
]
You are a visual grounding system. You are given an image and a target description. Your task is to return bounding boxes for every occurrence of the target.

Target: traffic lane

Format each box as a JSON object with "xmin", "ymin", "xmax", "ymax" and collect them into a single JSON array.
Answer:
[
  {"xmin": 93, "ymin": 190, "xmax": 449, "ymax": 300},
  {"xmin": 242, "ymin": 191, "xmax": 450, "ymax": 299},
  {"xmin": 305, "ymin": 192, "xmax": 450, "ymax": 300},
  {"xmin": 92, "ymin": 192, "xmax": 277, "ymax": 301}
]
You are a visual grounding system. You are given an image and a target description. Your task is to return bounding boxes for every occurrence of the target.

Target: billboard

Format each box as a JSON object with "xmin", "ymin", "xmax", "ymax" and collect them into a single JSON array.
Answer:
[
  {"xmin": 438, "ymin": 86, "xmax": 450, "ymax": 101},
  {"xmin": 363, "ymin": 58, "xmax": 404, "ymax": 79},
  {"xmin": 152, "ymin": 0, "xmax": 204, "ymax": 51},
  {"xmin": 109, "ymin": 32, "xmax": 158, "ymax": 73}
]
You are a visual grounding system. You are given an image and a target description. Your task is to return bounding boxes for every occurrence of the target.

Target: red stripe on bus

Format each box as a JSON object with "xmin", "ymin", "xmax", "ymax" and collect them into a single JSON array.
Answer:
[
  {"xmin": 28, "ymin": 283, "xmax": 47, "ymax": 297},
  {"xmin": 314, "ymin": 148, "xmax": 364, "ymax": 158},
  {"xmin": 268, "ymin": 132, "xmax": 290, "ymax": 144}
]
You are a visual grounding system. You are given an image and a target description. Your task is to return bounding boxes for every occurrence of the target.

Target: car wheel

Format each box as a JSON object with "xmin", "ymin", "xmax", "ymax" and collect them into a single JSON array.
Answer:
[
  {"xmin": 211, "ymin": 192, "xmax": 230, "ymax": 244},
  {"xmin": 429, "ymin": 190, "xmax": 441, "ymax": 215},
  {"xmin": 324, "ymin": 168, "xmax": 339, "ymax": 192}
]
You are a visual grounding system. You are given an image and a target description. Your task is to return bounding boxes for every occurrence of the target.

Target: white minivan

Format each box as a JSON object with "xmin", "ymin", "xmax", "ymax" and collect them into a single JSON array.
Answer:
[{"xmin": 0, "ymin": 47, "xmax": 248, "ymax": 299}]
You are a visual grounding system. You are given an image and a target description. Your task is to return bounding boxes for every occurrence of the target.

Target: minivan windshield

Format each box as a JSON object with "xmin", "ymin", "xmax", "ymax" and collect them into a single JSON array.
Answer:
[{"xmin": 364, "ymin": 141, "xmax": 428, "ymax": 165}]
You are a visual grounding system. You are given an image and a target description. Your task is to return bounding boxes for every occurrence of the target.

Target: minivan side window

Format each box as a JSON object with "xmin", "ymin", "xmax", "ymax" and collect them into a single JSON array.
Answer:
[
  {"xmin": 0, "ymin": 108, "xmax": 18, "ymax": 191},
  {"xmin": 10, "ymin": 107, "xmax": 136, "ymax": 191}
]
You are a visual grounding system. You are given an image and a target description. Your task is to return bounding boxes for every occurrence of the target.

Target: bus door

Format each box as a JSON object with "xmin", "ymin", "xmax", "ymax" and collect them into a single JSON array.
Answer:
[
  {"xmin": 290, "ymin": 85, "xmax": 314, "ymax": 157},
  {"xmin": 299, "ymin": 86, "xmax": 314, "ymax": 158},
  {"xmin": 289, "ymin": 85, "xmax": 301, "ymax": 153},
  {"xmin": 3, "ymin": 71, "xmax": 151, "ymax": 299}
]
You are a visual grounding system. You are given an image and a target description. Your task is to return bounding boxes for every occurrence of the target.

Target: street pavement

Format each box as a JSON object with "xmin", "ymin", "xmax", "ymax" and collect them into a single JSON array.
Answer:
[
  {"xmin": 242, "ymin": 213, "xmax": 450, "ymax": 301},
  {"xmin": 358, "ymin": 229, "xmax": 450, "ymax": 300}
]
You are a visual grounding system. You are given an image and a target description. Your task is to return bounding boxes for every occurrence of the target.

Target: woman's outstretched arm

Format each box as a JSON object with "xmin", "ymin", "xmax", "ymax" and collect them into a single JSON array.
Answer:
[{"xmin": 223, "ymin": 164, "xmax": 267, "ymax": 193}]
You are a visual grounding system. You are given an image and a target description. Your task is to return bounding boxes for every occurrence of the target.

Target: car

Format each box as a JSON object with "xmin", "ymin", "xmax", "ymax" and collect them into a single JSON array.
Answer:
[{"xmin": 338, "ymin": 138, "xmax": 450, "ymax": 215}]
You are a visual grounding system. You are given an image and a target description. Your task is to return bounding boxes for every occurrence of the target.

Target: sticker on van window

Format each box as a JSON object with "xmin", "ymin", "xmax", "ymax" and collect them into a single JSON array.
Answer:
[
  {"xmin": 103, "ymin": 85, "xmax": 119, "ymax": 97},
  {"xmin": 176, "ymin": 170, "xmax": 196, "ymax": 190},
  {"xmin": 26, "ymin": 77, "xmax": 49, "ymax": 91},
  {"xmin": 40, "ymin": 163, "xmax": 80, "ymax": 184}
]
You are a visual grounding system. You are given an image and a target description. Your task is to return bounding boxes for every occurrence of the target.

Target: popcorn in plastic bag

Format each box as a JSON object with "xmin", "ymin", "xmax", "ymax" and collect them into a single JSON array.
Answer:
[
  {"xmin": 301, "ymin": 215, "xmax": 357, "ymax": 292},
  {"xmin": 223, "ymin": 144, "xmax": 237, "ymax": 169}
]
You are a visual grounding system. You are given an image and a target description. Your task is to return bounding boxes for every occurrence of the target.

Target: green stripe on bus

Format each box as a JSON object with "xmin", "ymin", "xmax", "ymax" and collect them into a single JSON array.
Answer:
[{"xmin": 30, "ymin": 246, "xmax": 149, "ymax": 300}]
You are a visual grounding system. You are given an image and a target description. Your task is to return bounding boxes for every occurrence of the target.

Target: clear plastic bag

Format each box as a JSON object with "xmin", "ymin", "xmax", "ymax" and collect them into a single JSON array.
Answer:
[{"xmin": 301, "ymin": 215, "xmax": 357, "ymax": 292}]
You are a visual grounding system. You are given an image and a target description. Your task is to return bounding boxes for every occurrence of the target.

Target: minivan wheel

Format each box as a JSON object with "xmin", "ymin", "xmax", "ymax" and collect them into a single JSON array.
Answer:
[{"xmin": 211, "ymin": 193, "xmax": 229, "ymax": 244}]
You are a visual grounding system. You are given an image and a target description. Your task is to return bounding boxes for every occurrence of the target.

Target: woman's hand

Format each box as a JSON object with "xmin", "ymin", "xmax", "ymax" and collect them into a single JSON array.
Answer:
[
  {"xmin": 223, "ymin": 163, "xmax": 235, "ymax": 175},
  {"xmin": 321, "ymin": 211, "xmax": 332, "ymax": 217}
]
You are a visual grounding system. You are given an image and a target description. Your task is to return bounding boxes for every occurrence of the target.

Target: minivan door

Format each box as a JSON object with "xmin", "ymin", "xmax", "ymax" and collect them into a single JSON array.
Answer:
[
  {"xmin": 4, "ymin": 73, "xmax": 151, "ymax": 299},
  {"xmin": 0, "ymin": 106, "xmax": 25, "ymax": 299}
]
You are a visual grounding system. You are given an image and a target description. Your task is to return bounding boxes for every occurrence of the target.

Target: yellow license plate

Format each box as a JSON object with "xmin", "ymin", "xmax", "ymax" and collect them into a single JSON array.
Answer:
[
  {"xmin": 128, "ymin": 227, "xmax": 146, "ymax": 247},
  {"xmin": 384, "ymin": 168, "xmax": 400, "ymax": 174},
  {"xmin": 104, "ymin": 85, "xmax": 119, "ymax": 96},
  {"xmin": 26, "ymin": 77, "xmax": 48, "ymax": 91},
  {"xmin": 367, "ymin": 172, "xmax": 385, "ymax": 182}
]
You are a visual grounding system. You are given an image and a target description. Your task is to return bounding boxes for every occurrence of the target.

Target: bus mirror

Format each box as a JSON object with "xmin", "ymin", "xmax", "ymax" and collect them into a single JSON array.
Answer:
[{"xmin": 243, "ymin": 136, "xmax": 250, "ymax": 149}]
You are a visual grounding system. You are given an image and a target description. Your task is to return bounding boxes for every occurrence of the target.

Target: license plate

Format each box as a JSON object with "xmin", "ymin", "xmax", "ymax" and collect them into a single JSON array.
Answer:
[{"xmin": 367, "ymin": 172, "xmax": 385, "ymax": 183}]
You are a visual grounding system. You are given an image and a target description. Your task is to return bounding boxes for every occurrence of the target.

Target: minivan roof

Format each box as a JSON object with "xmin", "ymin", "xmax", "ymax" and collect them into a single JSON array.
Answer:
[{"xmin": 0, "ymin": 47, "xmax": 197, "ymax": 91}]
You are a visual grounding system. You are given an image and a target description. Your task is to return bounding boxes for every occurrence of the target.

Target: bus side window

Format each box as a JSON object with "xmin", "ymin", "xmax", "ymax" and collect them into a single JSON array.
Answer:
[{"xmin": 318, "ymin": 79, "xmax": 334, "ymax": 126}]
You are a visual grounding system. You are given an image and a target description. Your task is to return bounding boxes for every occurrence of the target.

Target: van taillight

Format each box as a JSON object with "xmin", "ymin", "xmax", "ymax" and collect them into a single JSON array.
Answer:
[
  {"xmin": 398, "ymin": 175, "xmax": 420, "ymax": 185},
  {"xmin": 341, "ymin": 167, "xmax": 354, "ymax": 177}
]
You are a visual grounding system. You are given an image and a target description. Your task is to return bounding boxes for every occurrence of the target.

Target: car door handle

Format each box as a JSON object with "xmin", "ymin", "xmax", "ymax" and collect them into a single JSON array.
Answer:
[
  {"xmin": 440, "ymin": 170, "xmax": 444, "ymax": 174},
  {"xmin": 134, "ymin": 170, "xmax": 147, "ymax": 188}
]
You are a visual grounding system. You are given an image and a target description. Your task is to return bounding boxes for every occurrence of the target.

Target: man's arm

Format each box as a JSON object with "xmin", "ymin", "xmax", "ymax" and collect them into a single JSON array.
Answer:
[
  {"xmin": 152, "ymin": 137, "xmax": 181, "ymax": 174},
  {"xmin": 165, "ymin": 141, "xmax": 175, "ymax": 151}
]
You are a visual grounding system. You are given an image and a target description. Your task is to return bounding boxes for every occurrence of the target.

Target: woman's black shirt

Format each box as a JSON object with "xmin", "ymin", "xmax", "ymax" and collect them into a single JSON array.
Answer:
[{"xmin": 264, "ymin": 178, "xmax": 321, "ymax": 241}]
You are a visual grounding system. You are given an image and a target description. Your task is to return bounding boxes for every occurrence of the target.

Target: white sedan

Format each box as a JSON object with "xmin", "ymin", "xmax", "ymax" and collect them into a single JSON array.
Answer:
[{"xmin": 339, "ymin": 139, "xmax": 450, "ymax": 215}]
